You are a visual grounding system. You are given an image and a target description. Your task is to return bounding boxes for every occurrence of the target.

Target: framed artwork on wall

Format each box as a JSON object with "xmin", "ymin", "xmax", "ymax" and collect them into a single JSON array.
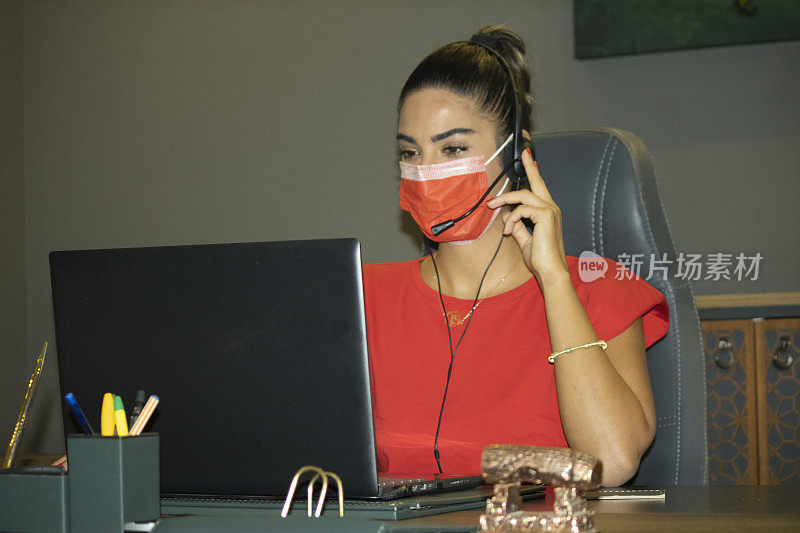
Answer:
[{"xmin": 574, "ymin": 0, "xmax": 800, "ymax": 59}]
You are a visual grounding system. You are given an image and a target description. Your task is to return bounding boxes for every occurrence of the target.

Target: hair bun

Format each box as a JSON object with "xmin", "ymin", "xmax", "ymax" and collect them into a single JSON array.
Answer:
[
  {"xmin": 472, "ymin": 24, "xmax": 533, "ymax": 131},
  {"xmin": 473, "ymin": 25, "xmax": 527, "ymax": 60},
  {"xmin": 469, "ymin": 32, "xmax": 502, "ymax": 51}
]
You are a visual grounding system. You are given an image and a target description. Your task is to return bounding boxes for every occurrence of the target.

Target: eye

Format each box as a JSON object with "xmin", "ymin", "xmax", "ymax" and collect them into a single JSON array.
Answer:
[
  {"xmin": 396, "ymin": 148, "xmax": 419, "ymax": 162},
  {"xmin": 443, "ymin": 145, "xmax": 469, "ymax": 158}
]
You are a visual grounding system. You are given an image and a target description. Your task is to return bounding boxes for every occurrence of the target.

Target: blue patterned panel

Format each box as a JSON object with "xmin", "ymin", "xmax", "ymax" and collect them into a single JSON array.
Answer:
[
  {"xmin": 763, "ymin": 327, "xmax": 800, "ymax": 485},
  {"xmin": 704, "ymin": 326, "xmax": 753, "ymax": 485}
]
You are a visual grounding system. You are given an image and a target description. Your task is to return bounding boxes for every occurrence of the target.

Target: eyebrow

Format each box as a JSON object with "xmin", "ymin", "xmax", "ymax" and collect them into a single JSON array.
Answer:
[{"xmin": 396, "ymin": 127, "xmax": 477, "ymax": 145}]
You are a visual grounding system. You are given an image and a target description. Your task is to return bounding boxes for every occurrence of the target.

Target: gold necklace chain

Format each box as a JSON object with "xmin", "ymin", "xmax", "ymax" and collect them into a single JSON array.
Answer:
[{"xmin": 432, "ymin": 257, "xmax": 518, "ymax": 327}]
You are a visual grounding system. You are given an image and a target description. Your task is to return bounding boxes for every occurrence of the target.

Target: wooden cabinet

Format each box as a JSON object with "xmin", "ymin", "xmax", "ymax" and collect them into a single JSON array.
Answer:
[{"xmin": 702, "ymin": 318, "xmax": 800, "ymax": 484}]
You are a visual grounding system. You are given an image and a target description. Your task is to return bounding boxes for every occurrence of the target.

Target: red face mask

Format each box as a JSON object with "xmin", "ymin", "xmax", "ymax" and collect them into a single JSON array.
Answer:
[{"xmin": 398, "ymin": 135, "xmax": 511, "ymax": 244}]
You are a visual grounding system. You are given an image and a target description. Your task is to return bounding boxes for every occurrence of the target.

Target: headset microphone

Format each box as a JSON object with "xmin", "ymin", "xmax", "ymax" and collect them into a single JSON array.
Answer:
[
  {"xmin": 430, "ymin": 157, "xmax": 520, "ymax": 236},
  {"xmin": 430, "ymin": 35, "xmax": 536, "ymax": 238}
]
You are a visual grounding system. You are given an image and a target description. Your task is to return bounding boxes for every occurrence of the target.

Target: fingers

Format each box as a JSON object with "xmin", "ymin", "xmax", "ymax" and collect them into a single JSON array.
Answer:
[
  {"xmin": 502, "ymin": 204, "xmax": 567, "ymax": 272},
  {"xmin": 486, "ymin": 189, "xmax": 549, "ymax": 210},
  {"xmin": 502, "ymin": 212, "xmax": 532, "ymax": 245},
  {"xmin": 501, "ymin": 204, "xmax": 559, "ymax": 235},
  {"xmin": 521, "ymin": 148, "xmax": 554, "ymax": 203},
  {"xmin": 488, "ymin": 189, "xmax": 562, "ymax": 236}
]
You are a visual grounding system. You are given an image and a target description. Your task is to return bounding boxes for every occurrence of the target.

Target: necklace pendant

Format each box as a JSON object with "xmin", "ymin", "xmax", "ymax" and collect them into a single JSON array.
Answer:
[{"xmin": 446, "ymin": 310, "xmax": 464, "ymax": 327}]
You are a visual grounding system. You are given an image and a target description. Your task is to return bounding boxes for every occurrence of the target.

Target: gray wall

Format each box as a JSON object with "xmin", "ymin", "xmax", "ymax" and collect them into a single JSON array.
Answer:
[
  {"xmin": 1, "ymin": 0, "xmax": 28, "ymax": 454},
  {"xmin": 4, "ymin": 1, "xmax": 799, "ymax": 453}
]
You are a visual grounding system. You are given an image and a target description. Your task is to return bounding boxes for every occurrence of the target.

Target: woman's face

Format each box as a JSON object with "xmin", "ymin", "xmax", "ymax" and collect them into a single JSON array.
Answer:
[{"xmin": 397, "ymin": 88, "xmax": 504, "ymax": 185}]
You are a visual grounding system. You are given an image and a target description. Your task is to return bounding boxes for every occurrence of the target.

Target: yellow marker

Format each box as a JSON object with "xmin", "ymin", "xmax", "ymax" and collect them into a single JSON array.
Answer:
[
  {"xmin": 101, "ymin": 393, "xmax": 116, "ymax": 436},
  {"xmin": 113, "ymin": 395, "xmax": 129, "ymax": 436}
]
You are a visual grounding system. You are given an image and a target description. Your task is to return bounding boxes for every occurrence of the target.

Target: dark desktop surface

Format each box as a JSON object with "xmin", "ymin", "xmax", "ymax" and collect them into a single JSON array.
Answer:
[
  {"xmin": 400, "ymin": 485, "xmax": 800, "ymax": 532},
  {"xmin": 154, "ymin": 485, "xmax": 800, "ymax": 531},
  {"xmin": 6, "ymin": 456, "xmax": 800, "ymax": 532},
  {"xmin": 662, "ymin": 484, "xmax": 800, "ymax": 514}
]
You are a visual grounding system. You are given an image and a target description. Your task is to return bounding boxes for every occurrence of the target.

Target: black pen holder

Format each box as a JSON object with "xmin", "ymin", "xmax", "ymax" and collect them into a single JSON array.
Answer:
[
  {"xmin": 0, "ymin": 467, "xmax": 68, "ymax": 532},
  {"xmin": 67, "ymin": 433, "xmax": 160, "ymax": 532}
]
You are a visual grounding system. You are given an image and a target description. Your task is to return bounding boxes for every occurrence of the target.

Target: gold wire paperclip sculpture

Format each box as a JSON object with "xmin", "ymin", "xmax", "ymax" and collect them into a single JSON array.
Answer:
[{"xmin": 281, "ymin": 465, "xmax": 344, "ymax": 518}]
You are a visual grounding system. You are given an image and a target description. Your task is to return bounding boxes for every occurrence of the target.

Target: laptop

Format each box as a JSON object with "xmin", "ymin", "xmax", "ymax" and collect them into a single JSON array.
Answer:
[{"xmin": 50, "ymin": 238, "xmax": 481, "ymax": 500}]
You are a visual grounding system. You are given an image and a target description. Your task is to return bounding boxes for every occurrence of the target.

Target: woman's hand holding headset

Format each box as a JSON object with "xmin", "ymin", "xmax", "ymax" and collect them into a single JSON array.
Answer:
[{"xmin": 486, "ymin": 147, "xmax": 568, "ymax": 282}]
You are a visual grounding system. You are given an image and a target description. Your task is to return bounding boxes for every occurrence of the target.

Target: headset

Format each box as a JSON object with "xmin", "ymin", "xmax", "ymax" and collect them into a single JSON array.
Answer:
[{"xmin": 429, "ymin": 33, "xmax": 535, "ymax": 237}]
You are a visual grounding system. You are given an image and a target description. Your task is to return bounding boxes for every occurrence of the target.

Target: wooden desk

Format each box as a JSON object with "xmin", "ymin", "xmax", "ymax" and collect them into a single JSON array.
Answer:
[{"xmin": 402, "ymin": 486, "xmax": 800, "ymax": 532}]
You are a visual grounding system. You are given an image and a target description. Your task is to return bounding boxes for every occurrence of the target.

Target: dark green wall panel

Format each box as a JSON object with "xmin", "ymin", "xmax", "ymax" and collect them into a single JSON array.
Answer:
[{"xmin": 575, "ymin": 0, "xmax": 800, "ymax": 58}]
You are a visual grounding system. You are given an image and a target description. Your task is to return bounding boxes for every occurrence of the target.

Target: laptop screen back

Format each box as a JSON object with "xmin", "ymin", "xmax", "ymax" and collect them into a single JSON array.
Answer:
[{"xmin": 50, "ymin": 238, "xmax": 380, "ymax": 497}]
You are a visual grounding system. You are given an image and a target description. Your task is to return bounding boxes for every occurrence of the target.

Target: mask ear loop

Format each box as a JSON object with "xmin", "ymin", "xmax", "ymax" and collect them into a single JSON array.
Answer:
[
  {"xmin": 487, "ymin": 133, "xmax": 513, "ymax": 198},
  {"xmin": 486, "ymin": 133, "xmax": 514, "ymax": 166},
  {"xmin": 496, "ymin": 177, "xmax": 511, "ymax": 197}
]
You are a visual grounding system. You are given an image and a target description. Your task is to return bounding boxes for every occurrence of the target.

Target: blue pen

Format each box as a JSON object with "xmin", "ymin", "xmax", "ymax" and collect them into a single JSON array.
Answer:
[{"xmin": 65, "ymin": 392, "xmax": 94, "ymax": 435}]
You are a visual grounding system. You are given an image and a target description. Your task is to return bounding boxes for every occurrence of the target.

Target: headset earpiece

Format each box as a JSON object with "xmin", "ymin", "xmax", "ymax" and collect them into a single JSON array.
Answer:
[
  {"xmin": 512, "ymin": 144, "xmax": 527, "ymax": 185},
  {"xmin": 519, "ymin": 136, "xmax": 533, "ymax": 157},
  {"xmin": 515, "ymin": 136, "xmax": 533, "ymax": 181}
]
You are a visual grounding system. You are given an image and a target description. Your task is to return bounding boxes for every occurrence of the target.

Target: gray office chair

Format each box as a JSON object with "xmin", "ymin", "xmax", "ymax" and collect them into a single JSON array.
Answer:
[{"xmin": 533, "ymin": 128, "xmax": 707, "ymax": 485}]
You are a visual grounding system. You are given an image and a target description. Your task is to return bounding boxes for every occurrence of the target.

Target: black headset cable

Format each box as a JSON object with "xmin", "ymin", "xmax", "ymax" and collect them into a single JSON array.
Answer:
[{"xmin": 430, "ymin": 232, "xmax": 505, "ymax": 473}]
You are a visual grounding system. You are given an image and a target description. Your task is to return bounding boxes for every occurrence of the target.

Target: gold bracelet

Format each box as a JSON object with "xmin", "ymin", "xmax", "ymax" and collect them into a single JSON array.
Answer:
[{"xmin": 548, "ymin": 340, "xmax": 608, "ymax": 364}]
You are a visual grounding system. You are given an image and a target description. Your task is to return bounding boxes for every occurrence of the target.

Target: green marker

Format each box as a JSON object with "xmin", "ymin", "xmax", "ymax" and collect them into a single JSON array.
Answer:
[{"xmin": 113, "ymin": 395, "xmax": 129, "ymax": 436}]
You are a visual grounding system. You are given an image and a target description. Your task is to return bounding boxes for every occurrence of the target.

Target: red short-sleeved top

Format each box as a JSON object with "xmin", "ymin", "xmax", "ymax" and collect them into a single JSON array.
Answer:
[{"xmin": 362, "ymin": 255, "xmax": 669, "ymax": 475}]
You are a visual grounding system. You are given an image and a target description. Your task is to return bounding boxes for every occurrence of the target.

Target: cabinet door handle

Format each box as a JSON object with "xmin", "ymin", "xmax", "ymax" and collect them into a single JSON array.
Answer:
[
  {"xmin": 714, "ymin": 337, "xmax": 736, "ymax": 368},
  {"xmin": 772, "ymin": 335, "xmax": 797, "ymax": 370}
]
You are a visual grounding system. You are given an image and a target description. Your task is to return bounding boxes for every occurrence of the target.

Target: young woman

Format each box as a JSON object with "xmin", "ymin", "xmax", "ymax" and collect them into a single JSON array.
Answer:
[{"xmin": 363, "ymin": 26, "xmax": 668, "ymax": 487}]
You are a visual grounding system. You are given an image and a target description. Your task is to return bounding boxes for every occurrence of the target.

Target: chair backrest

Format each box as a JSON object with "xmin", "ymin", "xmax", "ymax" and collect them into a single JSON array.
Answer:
[{"xmin": 533, "ymin": 128, "xmax": 708, "ymax": 485}]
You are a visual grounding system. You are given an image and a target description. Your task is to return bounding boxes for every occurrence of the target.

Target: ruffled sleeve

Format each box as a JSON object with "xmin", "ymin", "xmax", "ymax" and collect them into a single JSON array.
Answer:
[{"xmin": 570, "ymin": 257, "xmax": 669, "ymax": 348}]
